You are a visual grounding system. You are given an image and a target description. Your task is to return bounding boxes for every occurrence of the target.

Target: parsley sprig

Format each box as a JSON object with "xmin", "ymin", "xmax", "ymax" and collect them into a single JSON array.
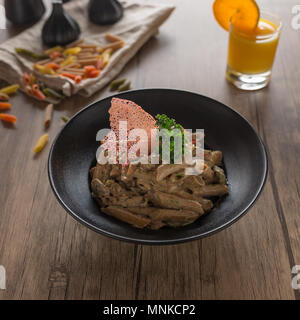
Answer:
[
  {"xmin": 155, "ymin": 114, "xmax": 183, "ymax": 132},
  {"xmin": 155, "ymin": 114, "xmax": 185, "ymax": 163}
]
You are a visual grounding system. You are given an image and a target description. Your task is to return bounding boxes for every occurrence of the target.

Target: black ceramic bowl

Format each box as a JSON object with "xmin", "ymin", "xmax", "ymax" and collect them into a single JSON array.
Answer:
[{"xmin": 48, "ymin": 89, "xmax": 267, "ymax": 245}]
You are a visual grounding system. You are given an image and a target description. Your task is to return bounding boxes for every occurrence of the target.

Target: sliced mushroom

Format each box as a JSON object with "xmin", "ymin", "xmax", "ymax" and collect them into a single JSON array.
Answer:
[
  {"xmin": 91, "ymin": 178, "xmax": 110, "ymax": 198},
  {"xmin": 214, "ymin": 166, "xmax": 226, "ymax": 184},
  {"xmin": 156, "ymin": 164, "xmax": 187, "ymax": 182},
  {"xmin": 202, "ymin": 166, "xmax": 215, "ymax": 184},
  {"xmin": 110, "ymin": 165, "xmax": 121, "ymax": 178}
]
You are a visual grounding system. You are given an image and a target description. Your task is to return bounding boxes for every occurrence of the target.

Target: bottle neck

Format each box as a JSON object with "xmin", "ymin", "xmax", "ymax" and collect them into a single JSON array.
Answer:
[{"xmin": 52, "ymin": 1, "xmax": 64, "ymax": 13}]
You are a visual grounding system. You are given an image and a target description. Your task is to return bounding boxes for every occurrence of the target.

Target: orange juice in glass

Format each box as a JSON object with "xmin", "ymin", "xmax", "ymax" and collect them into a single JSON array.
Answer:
[{"xmin": 226, "ymin": 11, "xmax": 282, "ymax": 90}]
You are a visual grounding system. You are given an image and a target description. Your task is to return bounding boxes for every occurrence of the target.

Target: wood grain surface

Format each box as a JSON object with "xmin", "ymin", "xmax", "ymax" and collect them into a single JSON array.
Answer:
[{"xmin": 0, "ymin": 0, "xmax": 299, "ymax": 300}]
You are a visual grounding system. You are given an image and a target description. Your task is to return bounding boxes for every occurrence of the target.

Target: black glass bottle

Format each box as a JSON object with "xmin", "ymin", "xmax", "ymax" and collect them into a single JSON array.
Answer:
[
  {"xmin": 42, "ymin": 0, "xmax": 81, "ymax": 47},
  {"xmin": 88, "ymin": 0, "xmax": 123, "ymax": 25},
  {"xmin": 4, "ymin": 0, "xmax": 45, "ymax": 25}
]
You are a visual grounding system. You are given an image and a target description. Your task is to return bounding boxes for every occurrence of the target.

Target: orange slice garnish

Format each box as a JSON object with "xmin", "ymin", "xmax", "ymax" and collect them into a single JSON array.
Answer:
[{"xmin": 213, "ymin": 0, "xmax": 260, "ymax": 33}]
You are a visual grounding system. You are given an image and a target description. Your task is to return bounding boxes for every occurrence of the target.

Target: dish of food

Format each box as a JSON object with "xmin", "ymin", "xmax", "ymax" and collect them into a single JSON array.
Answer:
[
  {"xmin": 90, "ymin": 98, "xmax": 229, "ymax": 229},
  {"xmin": 48, "ymin": 89, "xmax": 267, "ymax": 244}
]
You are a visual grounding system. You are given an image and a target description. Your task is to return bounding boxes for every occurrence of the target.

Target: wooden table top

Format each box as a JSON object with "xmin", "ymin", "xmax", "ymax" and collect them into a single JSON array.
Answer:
[{"xmin": 0, "ymin": 0, "xmax": 299, "ymax": 300}]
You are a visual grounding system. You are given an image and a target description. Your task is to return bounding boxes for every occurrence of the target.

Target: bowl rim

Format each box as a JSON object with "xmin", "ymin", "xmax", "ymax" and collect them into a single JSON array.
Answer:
[{"xmin": 48, "ymin": 88, "xmax": 268, "ymax": 245}]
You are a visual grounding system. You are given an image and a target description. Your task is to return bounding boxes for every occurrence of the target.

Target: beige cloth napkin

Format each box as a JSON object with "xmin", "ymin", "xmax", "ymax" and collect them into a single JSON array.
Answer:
[{"xmin": 0, "ymin": 0, "xmax": 174, "ymax": 97}]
